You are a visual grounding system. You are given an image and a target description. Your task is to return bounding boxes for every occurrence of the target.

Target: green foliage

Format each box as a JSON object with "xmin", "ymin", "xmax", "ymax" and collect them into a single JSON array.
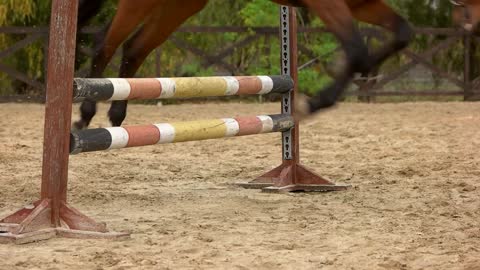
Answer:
[
  {"xmin": 387, "ymin": 0, "xmax": 452, "ymax": 27},
  {"xmin": 299, "ymin": 69, "xmax": 332, "ymax": 95},
  {"xmin": 179, "ymin": 62, "xmax": 216, "ymax": 77},
  {"xmin": 240, "ymin": 0, "xmax": 278, "ymax": 26},
  {"xmin": 0, "ymin": 0, "xmax": 50, "ymax": 93}
]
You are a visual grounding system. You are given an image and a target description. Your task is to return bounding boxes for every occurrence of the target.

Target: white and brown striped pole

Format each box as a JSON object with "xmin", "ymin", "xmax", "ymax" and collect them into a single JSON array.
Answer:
[
  {"xmin": 73, "ymin": 75, "xmax": 293, "ymax": 102},
  {"xmin": 70, "ymin": 114, "xmax": 293, "ymax": 154}
]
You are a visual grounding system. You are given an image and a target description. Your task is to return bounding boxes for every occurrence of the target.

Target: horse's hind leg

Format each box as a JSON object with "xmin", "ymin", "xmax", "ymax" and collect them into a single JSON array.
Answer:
[
  {"xmin": 351, "ymin": 0, "xmax": 413, "ymax": 69},
  {"xmin": 73, "ymin": 1, "xmax": 104, "ymax": 130},
  {"xmin": 108, "ymin": 0, "xmax": 208, "ymax": 127},
  {"xmin": 76, "ymin": 0, "xmax": 105, "ymax": 65},
  {"xmin": 296, "ymin": 0, "xmax": 412, "ymax": 117},
  {"xmin": 74, "ymin": 0, "xmax": 160, "ymax": 129},
  {"xmin": 77, "ymin": 0, "xmax": 104, "ymax": 28},
  {"xmin": 295, "ymin": 0, "xmax": 371, "ymax": 116}
]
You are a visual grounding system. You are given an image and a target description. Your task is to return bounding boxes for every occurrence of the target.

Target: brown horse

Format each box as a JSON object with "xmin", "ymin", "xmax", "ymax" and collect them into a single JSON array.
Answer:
[
  {"xmin": 73, "ymin": 0, "xmax": 414, "ymax": 129},
  {"xmin": 451, "ymin": 0, "xmax": 480, "ymax": 31}
]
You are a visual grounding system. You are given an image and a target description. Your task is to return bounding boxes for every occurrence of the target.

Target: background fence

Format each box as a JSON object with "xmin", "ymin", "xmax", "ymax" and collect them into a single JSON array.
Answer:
[{"xmin": 0, "ymin": 25, "xmax": 479, "ymax": 103}]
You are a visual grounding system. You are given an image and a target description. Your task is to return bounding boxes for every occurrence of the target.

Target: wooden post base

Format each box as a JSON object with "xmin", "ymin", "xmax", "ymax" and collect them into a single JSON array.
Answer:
[
  {"xmin": 238, "ymin": 163, "xmax": 351, "ymax": 193},
  {"xmin": 0, "ymin": 199, "xmax": 129, "ymax": 244}
]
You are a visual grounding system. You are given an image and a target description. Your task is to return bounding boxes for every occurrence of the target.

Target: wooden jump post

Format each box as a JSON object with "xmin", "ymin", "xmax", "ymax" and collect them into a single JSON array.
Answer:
[
  {"xmin": 0, "ymin": 0, "xmax": 127, "ymax": 244},
  {"xmin": 0, "ymin": 2, "xmax": 348, "ymax": 244}
]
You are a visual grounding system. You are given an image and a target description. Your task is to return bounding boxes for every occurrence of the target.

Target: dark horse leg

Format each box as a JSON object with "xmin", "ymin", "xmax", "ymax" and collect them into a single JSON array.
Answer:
[
  {"xmin": 75, "ymin": 0, "xmax": 107, "ymax": 72},
  {"xmin": 292, "ymin": 0, "xmax": 413, "ymax": 118},
  {"xmin": 74, "ymin": 0, "xmax": 108, "ymax": 130},
  {"xmin": 75, "ymin": 0, "xmax": 107, "ymax": 68},
  {"xmin": 74, "ymin": 0, "xmax": 207, "ymax": 128},
  {"xmin": 77, "ymin": 0, "xmax": 104, "ymax": 28},
  {"xmin": 72, "ymin": 0, "xmax": 108, "ymax": 130},
  {"xmin": 350, "ymin": 1, "xmax": 412, "ymax": 74},
  {"xmin": 108, "ymin": 0, "xmax": 208, "ymax": 126},
  {"xmin": 73, "ymin": 0, "xmax": 159, "ymax": 129}
]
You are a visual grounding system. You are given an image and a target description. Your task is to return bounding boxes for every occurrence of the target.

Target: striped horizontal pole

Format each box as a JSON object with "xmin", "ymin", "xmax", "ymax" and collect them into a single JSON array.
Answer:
[
  {"xmin": 73, "ymin": 75, "xmax": 293, "ymax": 102},
  {"xmin": 70, "ymin": 114, "xmax": 293, "ymax": 154}
]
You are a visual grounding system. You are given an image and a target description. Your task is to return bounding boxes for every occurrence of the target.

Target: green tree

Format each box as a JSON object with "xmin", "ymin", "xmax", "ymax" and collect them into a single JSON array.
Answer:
[{"xmin": 0, "ymin": 0, "xmax": 50, "ymax": 94}]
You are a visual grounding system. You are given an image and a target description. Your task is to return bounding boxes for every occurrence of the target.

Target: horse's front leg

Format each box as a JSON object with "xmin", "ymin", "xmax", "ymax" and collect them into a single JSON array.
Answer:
[
  {"xmin": 73, "ymin": 0, "xmax": 160, "ymax": 130},
  {"xmin": 108, "ymin": 0, "xmax": 208, "ymax": 127}
]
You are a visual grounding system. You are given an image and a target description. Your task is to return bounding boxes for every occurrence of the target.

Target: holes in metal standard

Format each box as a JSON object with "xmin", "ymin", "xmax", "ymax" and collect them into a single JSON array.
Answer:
[{"xmin": 281, "ymin": 6, "xmax": 292, "ymax": 160}]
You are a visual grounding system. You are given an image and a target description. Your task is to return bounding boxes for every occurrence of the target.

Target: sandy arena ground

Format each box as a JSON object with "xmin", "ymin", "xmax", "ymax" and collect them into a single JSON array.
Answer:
[{"xmin": 0, "ymin": 102, "xmax": 479, "ymax": 269}]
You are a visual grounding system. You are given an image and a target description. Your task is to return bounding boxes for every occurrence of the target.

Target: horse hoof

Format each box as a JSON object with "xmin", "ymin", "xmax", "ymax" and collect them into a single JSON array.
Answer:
[
  {"xmin": 293, "ymin": 94, "xmax": 311, "ymax": 122},
  {"xmin": 72, "ymin": 121, "xmax": 86, "ymax": 131}
]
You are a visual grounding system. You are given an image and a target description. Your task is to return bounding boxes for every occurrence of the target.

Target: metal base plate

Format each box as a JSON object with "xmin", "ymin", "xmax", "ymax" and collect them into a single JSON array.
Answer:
[
  {"xmin": 0, "ymin": 199, "xmax": 129, "ymax": 244},
  {"xmin": 0, "ymin": 227, "xmax": 129, "ymax": 245},
  {"xmin": 237, "ymin": 163, "xmax": 351, "ymax": 193}
]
